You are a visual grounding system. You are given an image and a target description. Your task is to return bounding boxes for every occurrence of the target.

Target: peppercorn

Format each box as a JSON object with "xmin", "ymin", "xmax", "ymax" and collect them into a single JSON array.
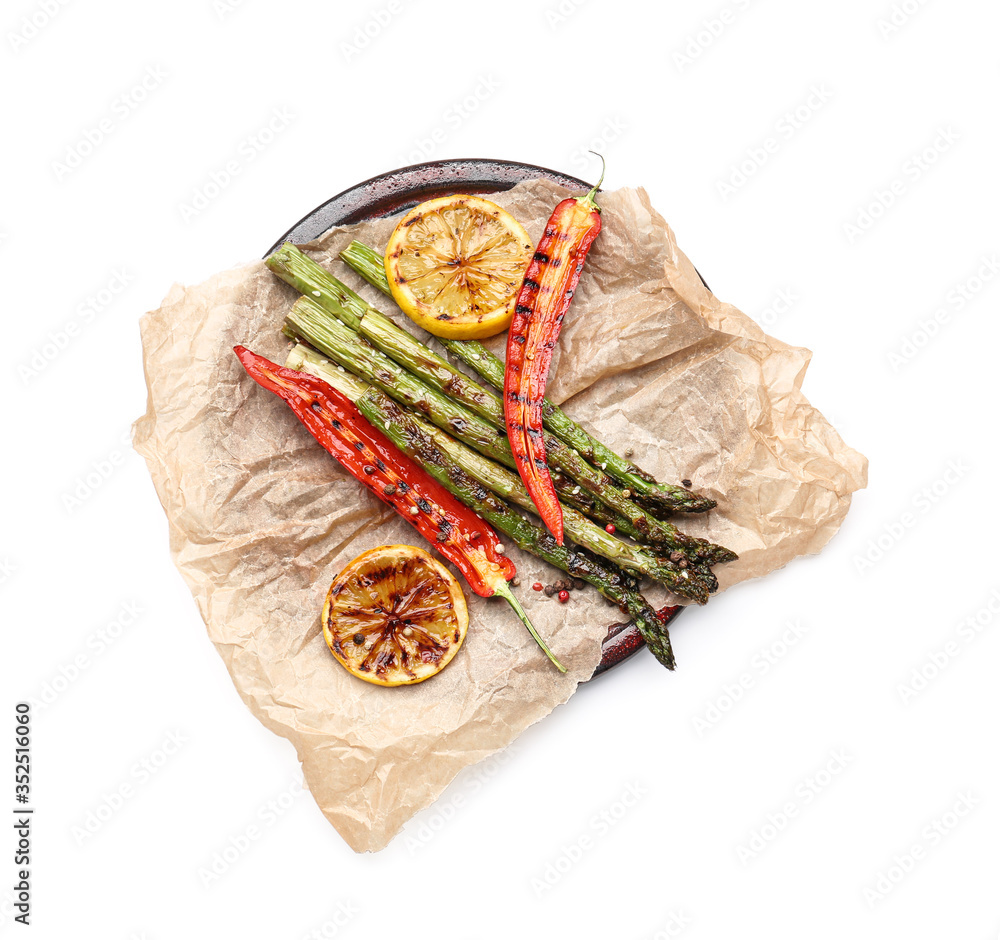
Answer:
[
  {"xmin": 543, "ymin": 585, "xmax": 556, "ymax": 597},
  {"xmin": 557, "ymin": 590, "xmax": 569, "ymax": 603},
  {"xmin": 605, "ymin": 523, "xmax": 616, "ymax": 534},
  {"xmin": 532, "ymin": 582, "xmax": 543, "ymax": 592}
]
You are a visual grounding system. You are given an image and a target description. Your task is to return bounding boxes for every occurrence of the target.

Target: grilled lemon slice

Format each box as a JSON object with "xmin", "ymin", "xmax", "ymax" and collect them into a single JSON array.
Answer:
[
  {"xmin": 384, "ymin": 195, "xmax": 533, "ymax": 339},
  {"xmin": 321, "ymin": 545, "xmax": 469, "ymax": 686}
]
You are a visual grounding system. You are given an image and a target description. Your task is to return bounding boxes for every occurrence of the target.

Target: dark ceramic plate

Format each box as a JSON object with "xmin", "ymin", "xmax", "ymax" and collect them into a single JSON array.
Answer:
[{"xmin": 267, "ymin": 158, "xmax": 684, "ymax": 676}]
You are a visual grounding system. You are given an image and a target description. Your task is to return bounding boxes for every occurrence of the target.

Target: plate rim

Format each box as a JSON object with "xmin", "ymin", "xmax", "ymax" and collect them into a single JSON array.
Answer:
[{"xmin": 266, "ymin": 157, "xmax": 592, "ymax": 253}]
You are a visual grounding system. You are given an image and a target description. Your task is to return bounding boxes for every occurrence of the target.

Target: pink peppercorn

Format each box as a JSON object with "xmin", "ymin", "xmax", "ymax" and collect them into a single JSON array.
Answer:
[{"xmin": 558, "ymin": 590, "xmax": 570, "ymax": 603}]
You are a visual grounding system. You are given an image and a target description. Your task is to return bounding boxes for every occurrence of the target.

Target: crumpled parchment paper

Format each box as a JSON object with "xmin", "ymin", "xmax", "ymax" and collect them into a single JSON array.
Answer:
[{"xmin": 133, "ymin": 179, "xmax": 867, "ymax": 852}]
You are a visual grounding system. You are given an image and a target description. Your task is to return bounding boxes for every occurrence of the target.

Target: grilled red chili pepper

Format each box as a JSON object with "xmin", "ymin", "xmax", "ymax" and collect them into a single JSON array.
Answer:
[
  {"xmin": 234, "ymin": 347, "xmax": 565, "ymax": 670},
  {"xmin": 236, "ymin": 345, "xmax": 512, "ymax": 594},
  {"xmin": 504, "ymin": 156, "xmax": 605, "ymax": 546}
]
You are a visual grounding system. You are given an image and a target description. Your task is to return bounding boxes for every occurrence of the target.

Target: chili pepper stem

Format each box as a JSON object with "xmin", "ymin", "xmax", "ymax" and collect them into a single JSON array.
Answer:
[
  {"xmin": 347, "ymin": 381, "xmax": 677, "ymax": 670},
  {"xmin": 493, "ymin": 580, "xmax": 567, "ymax": 674},
  {"xmin": 577, "ymin": 151, "xmax": 605, "ymax": 212}
]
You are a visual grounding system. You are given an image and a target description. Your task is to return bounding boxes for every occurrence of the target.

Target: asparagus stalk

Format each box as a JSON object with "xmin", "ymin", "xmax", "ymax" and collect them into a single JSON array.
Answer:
[
  {"xmin": 552, "ymin": 475, "xmax": 648, "ymax": 542},
  {"xmin": 286, "ymin": 344, "xmax": 370, "ymax": 397},
  {"xmin": 268, "ymin": 244, "xmax": 502, "ymax": 422},
  {"xmin": 277, "ymin": 326, "xmax": 646, "ymax": 544},
  {"xmin": 270, "ymin": 244, "xmax": 726, "ymax": 559},
  {"xmin": 340, "ymin": 239, "xmax": 716, "ymax": 514},
  {"xmin": 286, "ymin": 298, "xmax": 512, "ymax": 462},
  {"xmin": 359, "ymin": 305, "xmax": 708, "ymax": 558},
  {"xmin": 544, "ymin": 432, "xmax": 734, "ymax": 566},
  {"xmin": 286, "ymin": 343, "xmax": 677, "ymax": 665},
  {"xmin": 286, "ymin": 345, "xmax": 707, "ymax": 600},
  {"xmin": 269, "ymin": 241, "xmax": 713, "ymax": 515},
  {"xmin": 367, "ymin": 297, "xmax": 724, "ymax": 559},
  {"xmin": 284, "ymin": 297, "xmax": 733, "ymax": 571},
  {"xmin": 423, "ymin": 423, "xmax": 712, "ymax": 601},
  {"xmin": 267, "ymin": 243, "xmax": 364, "ymax": 331}
]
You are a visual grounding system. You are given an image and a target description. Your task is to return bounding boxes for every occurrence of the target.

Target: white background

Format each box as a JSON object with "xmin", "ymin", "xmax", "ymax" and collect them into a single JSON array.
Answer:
[{"xmin": 2, "ymin": 0, "xmax": 999, "ymax": 937}]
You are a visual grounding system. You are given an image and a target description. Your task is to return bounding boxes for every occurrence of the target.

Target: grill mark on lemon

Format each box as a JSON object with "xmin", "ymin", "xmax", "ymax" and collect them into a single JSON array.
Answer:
[{"xmin": 322, "ymin": 545, "xmax": 468, "ymax": 686}]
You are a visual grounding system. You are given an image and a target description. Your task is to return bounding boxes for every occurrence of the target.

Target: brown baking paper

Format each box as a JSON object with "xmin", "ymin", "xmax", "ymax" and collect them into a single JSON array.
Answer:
[{"xmin": 133, "ymin": 180, "xmax": 867, "ymax": 852}]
